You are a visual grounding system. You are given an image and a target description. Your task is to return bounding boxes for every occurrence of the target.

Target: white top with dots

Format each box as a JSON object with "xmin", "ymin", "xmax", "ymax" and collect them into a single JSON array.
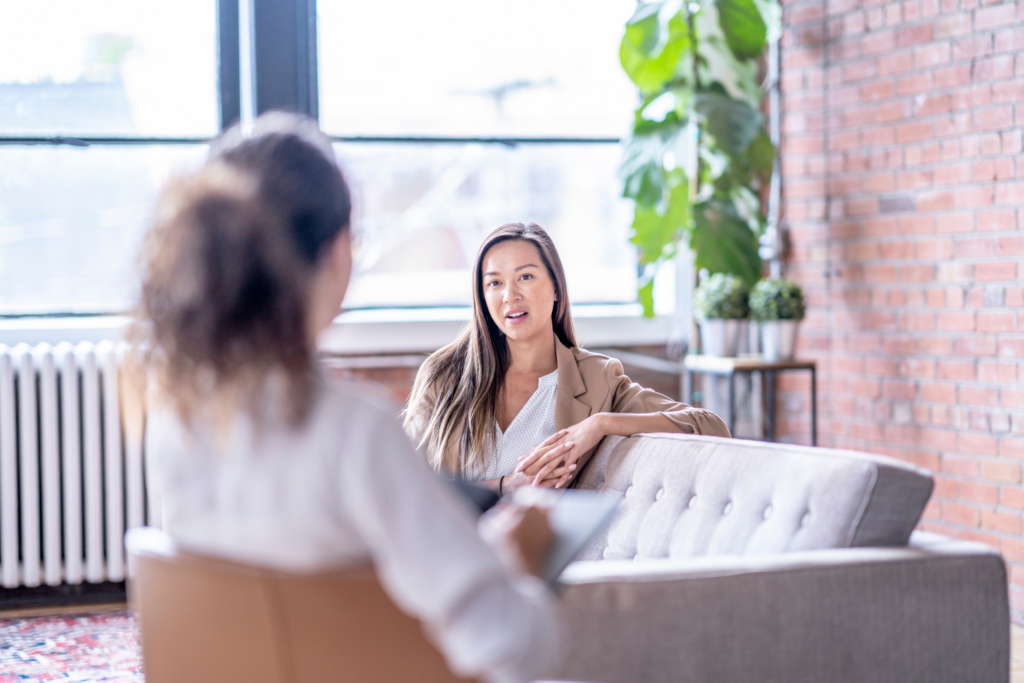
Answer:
[{"xmin": 466, "ymin": 369, "xmax": 559, "ymax": 482}]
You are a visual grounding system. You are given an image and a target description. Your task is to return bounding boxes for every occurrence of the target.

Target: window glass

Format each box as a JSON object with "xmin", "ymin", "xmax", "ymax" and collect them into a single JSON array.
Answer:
[
  {"xmin": 318, "ymin": 0, "xmax": 637, "ymax": 138},
  {"xmin": 0, "ymin": 1, "xmax": 218, "ymax": 137},
  {"xmin": 0, "ymin": 145, "xmax": 207, "ymax": 314},
  {"xmin": 339, "ymin": 142, "xmax": 636, "ymax": 309}
]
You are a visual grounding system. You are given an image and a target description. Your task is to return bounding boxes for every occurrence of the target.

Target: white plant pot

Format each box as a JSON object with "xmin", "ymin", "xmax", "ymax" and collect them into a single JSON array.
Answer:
[
  {"xmin": 761, "ymin": 320, "xmax": 799, "ymax": 361},
  {"xmin": 699, "ymin": 319, "xmax": 742, "ymax": 357}
]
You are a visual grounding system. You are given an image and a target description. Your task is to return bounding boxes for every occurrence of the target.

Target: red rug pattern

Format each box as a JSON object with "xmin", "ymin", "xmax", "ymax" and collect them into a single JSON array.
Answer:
[{"xmin": 0, "ymin": 610, "xmax": 142, "ymax": 682}]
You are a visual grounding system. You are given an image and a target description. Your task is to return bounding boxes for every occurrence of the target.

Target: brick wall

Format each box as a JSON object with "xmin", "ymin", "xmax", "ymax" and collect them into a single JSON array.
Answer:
[{"xmin": 780, "ymin": 0, "xmax": 1024, "ymax": 617}]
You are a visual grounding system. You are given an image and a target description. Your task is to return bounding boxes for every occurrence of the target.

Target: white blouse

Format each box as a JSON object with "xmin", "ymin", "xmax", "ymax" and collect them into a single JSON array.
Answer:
[
  {"xmin": 146, "ymin": 380, "xmax": 557, "ymax": 683},
  {"xmin": 466, "ymin": 369, "xmax": 559, "ymax": 482}
]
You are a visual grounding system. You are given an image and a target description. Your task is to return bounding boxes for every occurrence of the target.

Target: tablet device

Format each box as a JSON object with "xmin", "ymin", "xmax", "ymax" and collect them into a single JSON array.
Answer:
[{"xmin": 513, "ymin": 488, "xmax": 619, "ymax": 585}]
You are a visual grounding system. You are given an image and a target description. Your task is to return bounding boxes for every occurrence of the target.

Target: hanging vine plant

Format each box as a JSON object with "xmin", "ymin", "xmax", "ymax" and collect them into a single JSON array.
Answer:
[{"xmin": 619, "ymin": 0, "xmax": 780, "ymax": 315}]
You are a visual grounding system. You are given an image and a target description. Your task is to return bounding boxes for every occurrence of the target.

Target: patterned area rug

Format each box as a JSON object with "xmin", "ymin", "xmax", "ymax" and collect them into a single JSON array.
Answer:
[{"xmin": 0, "ymin": 610, "xmax": 142, "ymax": 682}]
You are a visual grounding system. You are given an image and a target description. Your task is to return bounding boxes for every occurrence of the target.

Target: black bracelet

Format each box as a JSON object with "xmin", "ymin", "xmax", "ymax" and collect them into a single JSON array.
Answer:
[{"xmin": 499, "ymin": 475, "xmax": 505, "ymax": 497}]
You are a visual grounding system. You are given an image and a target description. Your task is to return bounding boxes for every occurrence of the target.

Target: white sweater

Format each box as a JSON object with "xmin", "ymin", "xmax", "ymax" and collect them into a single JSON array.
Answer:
[{"xmin": 146, "ymin": 381, "xmax": 558, "ymax": 683}]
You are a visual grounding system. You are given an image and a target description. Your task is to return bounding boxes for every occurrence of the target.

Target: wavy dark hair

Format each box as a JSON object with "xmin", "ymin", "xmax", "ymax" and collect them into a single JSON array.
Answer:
[
  {"xmin": 130, "ymin": 113, "xmax": 351, "ymax": 427},
  {"xmin": 404, "ymin": 222, "xmax": 576, "ymax": 473}
]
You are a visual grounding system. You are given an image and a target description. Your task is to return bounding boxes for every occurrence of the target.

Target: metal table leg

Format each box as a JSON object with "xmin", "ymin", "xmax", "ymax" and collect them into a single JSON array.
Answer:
[
  {"xmin": 811, "ymin": 366, "xmax": 818, "ymax": 447},
  {"xmin": 727, "ymin": 371, "xmax": 736, "ymax": 438},
  {"xmin": 766, "ymin": 369, "xmax": 776, "ymax": 443}
]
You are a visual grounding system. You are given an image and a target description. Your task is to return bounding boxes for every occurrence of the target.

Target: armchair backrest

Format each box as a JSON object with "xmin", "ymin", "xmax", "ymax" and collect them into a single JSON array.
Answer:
[{"xmin": 126, "ymin": 527, "xmax": 470, "ymax": 683}]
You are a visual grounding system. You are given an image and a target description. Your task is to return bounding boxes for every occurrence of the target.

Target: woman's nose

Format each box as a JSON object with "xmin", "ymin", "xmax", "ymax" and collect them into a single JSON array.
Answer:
[{"xmin": 503, "ymin": 282, "xmax": 522, "ymax": 303}]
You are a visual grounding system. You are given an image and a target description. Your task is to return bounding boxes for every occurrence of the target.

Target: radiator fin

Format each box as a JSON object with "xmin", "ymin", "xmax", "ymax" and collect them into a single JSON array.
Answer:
[{"xmin": 0, "ymin": 342, "xmax": 152, "ymax": 588}]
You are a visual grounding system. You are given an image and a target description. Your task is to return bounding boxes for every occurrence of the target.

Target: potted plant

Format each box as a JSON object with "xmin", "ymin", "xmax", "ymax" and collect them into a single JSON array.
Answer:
[
  {"xmin": 617, "ymin": 0, "xmax": 780, "ymax": 316},
  {"xmin": 749, "ymin": 278, "xmax": 805, "ymax": 360},
  {"xmin": 694, "ymin": 273, "xmax": 749, "ymax": 356}
]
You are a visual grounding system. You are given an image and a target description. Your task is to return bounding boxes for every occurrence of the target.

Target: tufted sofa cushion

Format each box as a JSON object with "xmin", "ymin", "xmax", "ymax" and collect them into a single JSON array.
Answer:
[{"xmin": 573, "ymin": 434, "xmax": 933, "ymax": 561}]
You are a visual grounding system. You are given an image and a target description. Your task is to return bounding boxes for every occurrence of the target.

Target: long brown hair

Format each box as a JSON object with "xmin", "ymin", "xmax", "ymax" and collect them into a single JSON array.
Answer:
[
  {"xmin": 404, "ymin": 222, "xmax": 576, "ymax": 473},
  {"xmin": 130, "ymin": 113, "xmax": 351, "ymax": 428}
]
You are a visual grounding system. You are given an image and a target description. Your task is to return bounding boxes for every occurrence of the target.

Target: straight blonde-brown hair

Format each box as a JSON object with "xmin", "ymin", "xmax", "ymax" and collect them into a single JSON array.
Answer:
[{"xmin": 404, "ymin": 223, "xmax": 576, "ymax": 474}]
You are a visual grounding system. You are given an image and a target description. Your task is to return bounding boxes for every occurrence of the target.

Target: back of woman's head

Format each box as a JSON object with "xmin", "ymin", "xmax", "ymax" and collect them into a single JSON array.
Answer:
[{"xmin": 133, "ymin": 113, "xmax": 351, "ymax": 427}]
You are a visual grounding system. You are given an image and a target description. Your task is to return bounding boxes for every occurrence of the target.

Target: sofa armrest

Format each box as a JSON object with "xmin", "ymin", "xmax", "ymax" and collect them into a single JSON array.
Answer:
[{"xmin": 548, "ymin": 540, "xmax": 1008, "ymax": 683}]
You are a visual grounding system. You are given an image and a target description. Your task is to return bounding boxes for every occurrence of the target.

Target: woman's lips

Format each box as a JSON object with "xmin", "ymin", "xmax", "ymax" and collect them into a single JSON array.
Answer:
[{"xmin": 506, "ymin": 310, "xmax": 528, "ymax": 325}]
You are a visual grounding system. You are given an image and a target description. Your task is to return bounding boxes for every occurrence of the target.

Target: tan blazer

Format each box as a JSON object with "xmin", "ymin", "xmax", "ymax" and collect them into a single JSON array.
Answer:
[
  {"xmin": 551, "ymin": 339, "xmax": 730, "ymax": 480},
  {"xmin": 405, "ymin": 339, "xmax": 730, "ymax": 479}
]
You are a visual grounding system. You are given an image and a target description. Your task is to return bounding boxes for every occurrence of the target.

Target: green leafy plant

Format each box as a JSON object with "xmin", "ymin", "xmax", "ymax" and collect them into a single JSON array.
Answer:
[
  {"xmin": 749, "ymin": 278, "xmax": 806, "ymax": 321},
  {"xmin": 694, "ymin": 273, "xmax": 749, "ymax": 320},
  {"xmin": 618, "ymin": 0, "xmax": 780, "ymax": 315}
]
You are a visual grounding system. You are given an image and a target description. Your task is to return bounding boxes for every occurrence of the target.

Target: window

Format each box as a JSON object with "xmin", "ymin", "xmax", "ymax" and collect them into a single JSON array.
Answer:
[
  {"xmin": 0, "ymin": 0, "xmax": 217, "ymax": 315},
  {"xmin": 319, "ymin": 0, "xmax": 641, "ymax": 308},
  {"xmin": 2, "ymin": 0, "xmax": 645, "ymax": 316}
]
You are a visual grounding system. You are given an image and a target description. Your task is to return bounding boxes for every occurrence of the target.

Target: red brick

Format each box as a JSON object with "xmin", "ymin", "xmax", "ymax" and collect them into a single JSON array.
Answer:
[
  {"xmin": 982, "ymin": 458, "xmax": 1022, "ymax": 482},
  {"xmin": 897, "ymin": 24, "xmax": 933, "ymax": 47},
  {"xmin": 961, "ymin": 480, "xmax": 999, "ymax": 505},
  {"xmin": 1001, "ymin": 486, "xmax": 1024, "ymax": 510},
  {"xmin": 978, "ymin": 311, "xmax": 1016, "ymax": 332},
  {"xmin": 975, "ymin": 3, "xmax": 1017, "ymax": 29},
  {"xmin": 978, "ymin": 210, "xmax": 1016, "ymax": 233},
  {"xmin": 960, "ymin": 386, "xmax": 998, "ymax": 407},
  {"xmin": 975, "ymin": 107, "xmax": 1015, "ymax": 131},
  {"xmin": 983, "ymin": 509, "xmax": 1022, "ymax": 535},
  {"xmin": 921, "ymin": 383, "xmax": 957, "ymax": 403},
  {"xmin": 959, "ymin": 336, "xmax": 998, "ymax": 356},
  {"xmin": 995, "ymin": 182, "xmax": 1024, "ymax": 205},
  {"xmin": 976, "ymin": 261, "xmax": 1017, "ymax": 281},
  {"xmin": 998, "ymin": 340, "xmax": 1024, "ymax": 359},
  {"xmin": 1002, "ymin": 388, "xmax": 1024, "ymax": 410},
  {"xmin": 942, "ymin": 501, "xmax": 980, "ymax": 526},
  {"xmin": 937, "ymin": 360, "xmax": 975, "ymax": 381},
  {"xmin": 1002, "ymin": 438, "xmax": 1024, "ymax": 460},
  {"xmin": 937, "ymin": 311, "xmax": 975, "ymax": 331},
  {"xmin": 980, "ymin": 362, "xmax": 1018, "ymax": 384}
]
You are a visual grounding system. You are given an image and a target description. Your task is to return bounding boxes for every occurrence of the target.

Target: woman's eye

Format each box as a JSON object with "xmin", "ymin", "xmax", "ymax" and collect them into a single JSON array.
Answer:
[
  {"xmin": 520, "ymin": 273, "xmax": 533, "ymax": 281},
  {"xmin": 487, "ymin": 280, "xmax": 500, "ymax": 287}
]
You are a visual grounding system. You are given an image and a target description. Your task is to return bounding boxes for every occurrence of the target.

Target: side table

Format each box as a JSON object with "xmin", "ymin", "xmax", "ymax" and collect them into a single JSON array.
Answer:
[{"xmin": 683, "ymin": 355, "xmax": 817, "ymax": 446}]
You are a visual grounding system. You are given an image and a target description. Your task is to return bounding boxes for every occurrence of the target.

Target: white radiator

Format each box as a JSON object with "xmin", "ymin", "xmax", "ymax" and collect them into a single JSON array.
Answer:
[{"xmin": 0, "ymin": 342, "xmax": 153, "ymax": 589}]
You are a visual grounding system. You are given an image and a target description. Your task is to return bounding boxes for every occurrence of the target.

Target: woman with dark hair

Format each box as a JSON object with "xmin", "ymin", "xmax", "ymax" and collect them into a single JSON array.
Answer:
[
  {"xmin": 404, "ymin": 222, "xmax": 730, "ymax": 493},
  {"xmin": 135, "ymin": 114, "xmax": 558, "ymax": 683}
]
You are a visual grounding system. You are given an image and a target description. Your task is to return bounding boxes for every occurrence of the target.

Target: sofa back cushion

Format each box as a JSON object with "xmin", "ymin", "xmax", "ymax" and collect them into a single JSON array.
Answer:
[{"xmin": 574, "ymin": 434, "xmax": 933, "ymax": 561}]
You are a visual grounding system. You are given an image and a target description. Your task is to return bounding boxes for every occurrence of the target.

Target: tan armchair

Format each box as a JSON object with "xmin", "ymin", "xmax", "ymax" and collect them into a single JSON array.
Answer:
[{"xmin": 126, "ymin": 527, "xmax": 472, "ymax": 683}]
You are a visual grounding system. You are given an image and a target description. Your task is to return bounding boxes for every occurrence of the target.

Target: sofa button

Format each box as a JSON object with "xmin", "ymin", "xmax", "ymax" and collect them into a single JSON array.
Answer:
[
  {"xmin": 633, "ymin": 553, "xmax": 639, "ymax": 560},
  {"xmin": 800, "ymin": 511, "xmax": 811, "ymax": 527},
  {"xmin": 722, "ymin": 501, "xmax": 733, "ymax": 515},
  {"xmin": 602, "ymin": 547, "xmax": 611, "ymax": 559},
  {"xmin": 625, "ymin": 486, "xmax": 633, "ymax": 497},
  {"xmin": 687, "ymin": 495, "xmax": 698, "ymax": 509},
  {"xmin": 655, "ymin": 488, "xmax": 664, "ymax": 501},
  {"xmin": 763, "ymin": 505, "xmax": 773, "ymax": 520}
]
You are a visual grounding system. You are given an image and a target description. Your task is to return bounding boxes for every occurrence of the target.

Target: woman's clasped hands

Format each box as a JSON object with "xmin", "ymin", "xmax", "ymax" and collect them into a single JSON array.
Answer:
[{"xmin": 513, "ymin": 415, "xmax": 608, "ymax": 490}]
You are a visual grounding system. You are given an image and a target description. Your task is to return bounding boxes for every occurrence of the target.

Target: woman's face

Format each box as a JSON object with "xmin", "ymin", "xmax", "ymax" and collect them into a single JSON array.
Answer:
[{"xmin": 481, "ymin": 239, "xmax": 557, "ymax": 344}]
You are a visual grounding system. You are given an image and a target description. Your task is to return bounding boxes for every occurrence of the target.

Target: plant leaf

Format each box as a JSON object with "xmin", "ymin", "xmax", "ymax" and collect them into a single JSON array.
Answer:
[
  {"xmin": 747, "ymin": 130, "xmax": 775, "ymax": 177},
  {"xmin": 623, "ymin": 2, "xmax": 667, "ymax": 56},
  {"xmin": 690, "ymin": 198, "xmax": 762, "ymax": 285},
  {"xmin": 630, "ymin": 179, "xmax": 691, "ymax": 264},
  {"xmin": 620, "ymin": 9, "xmax": 690, "ymax": 94},
  {"xmin": 619, "ymin": 133, "xmax": 668, "ymax": 207},
  {"xmin": 714, "ymin": 0, "xmax": 768, "ymax": 60},
  {"xmin": 693, "ymin": 91, "xmax": 763, "ymax": 158},
  {"xmin": 638, "ymin": 278, "xmax": 656, "ymax": 318}
]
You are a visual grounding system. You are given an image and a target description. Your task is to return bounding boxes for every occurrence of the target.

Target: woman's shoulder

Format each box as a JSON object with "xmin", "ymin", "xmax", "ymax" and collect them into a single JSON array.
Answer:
[{"xmin": 568, "ymin": 345, "xmax": 624, "ymax": 377}]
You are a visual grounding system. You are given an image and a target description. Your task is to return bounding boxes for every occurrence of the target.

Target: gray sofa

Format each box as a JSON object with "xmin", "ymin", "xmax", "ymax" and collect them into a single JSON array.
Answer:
[{"xmin": 550, "ymin": 434, "xmax": 1009, "ymax": 683}]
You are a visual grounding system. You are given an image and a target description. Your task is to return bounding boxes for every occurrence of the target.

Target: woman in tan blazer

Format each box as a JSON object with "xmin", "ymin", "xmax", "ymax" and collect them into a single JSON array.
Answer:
[{"xmin": 404, "ymin": 223, "xmax": 729, "ymax": 494}]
